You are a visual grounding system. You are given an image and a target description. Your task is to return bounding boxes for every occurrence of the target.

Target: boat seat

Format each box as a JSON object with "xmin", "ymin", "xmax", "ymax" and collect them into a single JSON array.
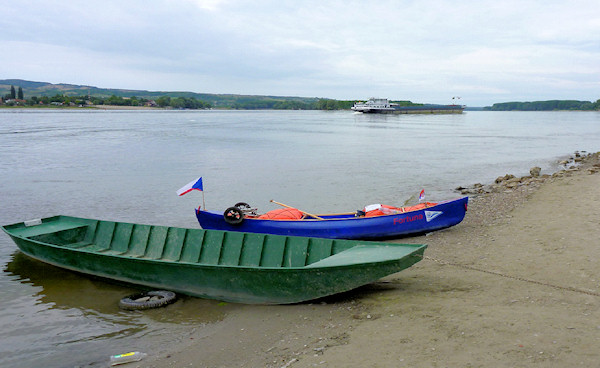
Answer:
[
  {"xmin": 65, "ymin": 241, "xmax": 93, "ymax": 249},
  {"xmin": 77, "ymin": 243, "xmax": 111, "ymax": 252},
  {"xmin": 306, "ymin": 244, "xmax": 417, "ymax": 268},
  {"xmin": 21, "ymin": 222, "xmax": 88, "ymax": 238}
]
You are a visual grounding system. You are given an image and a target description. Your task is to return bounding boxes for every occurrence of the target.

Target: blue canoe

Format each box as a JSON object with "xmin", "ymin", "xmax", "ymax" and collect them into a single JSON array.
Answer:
[{"xmin": 195, "ymin": 197, "xmax": 468, "ymax": 239}]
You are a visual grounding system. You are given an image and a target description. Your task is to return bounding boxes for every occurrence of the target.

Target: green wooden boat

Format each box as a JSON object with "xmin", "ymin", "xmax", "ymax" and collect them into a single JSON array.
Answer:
[{"xmin": 1, "ymin": 215, "xmax": 427, "ymax": 304}]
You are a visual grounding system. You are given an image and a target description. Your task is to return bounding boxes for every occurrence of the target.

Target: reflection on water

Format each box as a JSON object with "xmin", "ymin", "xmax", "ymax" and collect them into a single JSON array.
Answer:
[
  {"xmin": 7, "ymin": 252, "xmax": 143, "ymax": 313},
  {"xmin": 2, "ymin": 251, "xmax": 232, "ymax": 368}
]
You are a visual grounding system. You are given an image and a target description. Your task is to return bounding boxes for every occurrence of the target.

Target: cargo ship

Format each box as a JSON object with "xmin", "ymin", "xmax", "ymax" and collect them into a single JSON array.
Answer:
[{"xmin": 351, "ymin": 98, "xmax": 464, "ymax": 114}]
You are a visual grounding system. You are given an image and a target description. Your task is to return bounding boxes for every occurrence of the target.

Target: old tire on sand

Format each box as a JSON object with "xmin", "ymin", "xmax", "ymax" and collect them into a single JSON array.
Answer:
[{"xmin": 118, "ymin": 290, "xmax": 177, "ymax": 310}]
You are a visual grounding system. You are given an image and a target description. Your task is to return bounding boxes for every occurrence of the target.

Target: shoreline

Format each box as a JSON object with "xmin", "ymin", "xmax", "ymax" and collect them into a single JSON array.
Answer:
[{"xmin": 144, "ymin": 152, "xmax": 600, "ymax": 367}]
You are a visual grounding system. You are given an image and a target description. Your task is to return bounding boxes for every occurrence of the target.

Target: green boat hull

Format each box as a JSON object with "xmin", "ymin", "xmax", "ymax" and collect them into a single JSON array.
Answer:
[{"xmin": 2, "ymin": 215, "xmax": 426, "ymax": 304}]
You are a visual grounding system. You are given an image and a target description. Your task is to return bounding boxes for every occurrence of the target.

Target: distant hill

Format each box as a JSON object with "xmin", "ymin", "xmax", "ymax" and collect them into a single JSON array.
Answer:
[
  {"xmin": 0, "ymin": 79, "xmax": 53, "ymax": 89},
  {"xmin": 0, "ymin": 79, "xmax": 322, "ymax": 108},
  {"xmin": 1, "ymin": 79, "xmax": 447, "ymax": 110}
]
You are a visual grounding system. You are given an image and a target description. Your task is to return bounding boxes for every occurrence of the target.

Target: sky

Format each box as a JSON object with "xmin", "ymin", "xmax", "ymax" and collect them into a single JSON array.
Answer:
[{"xmin": 1, "ymin": 0, "xmax": 599, "ymax": 106}]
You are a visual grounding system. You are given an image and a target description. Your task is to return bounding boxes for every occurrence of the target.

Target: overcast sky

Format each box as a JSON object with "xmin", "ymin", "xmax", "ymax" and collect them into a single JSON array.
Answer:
[{"xmin": 1, "ymin": 0, "xmax": 599, "ymax": 106}]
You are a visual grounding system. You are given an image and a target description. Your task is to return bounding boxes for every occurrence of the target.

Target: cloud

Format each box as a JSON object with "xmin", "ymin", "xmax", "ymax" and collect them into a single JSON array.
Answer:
[
  {"xmin": 186, "ymin": 0, "xmax": 228, "ymax": 11},
  {"xmin": 1, "ymin": 0, "xmax": 599, "ymax": 105}
]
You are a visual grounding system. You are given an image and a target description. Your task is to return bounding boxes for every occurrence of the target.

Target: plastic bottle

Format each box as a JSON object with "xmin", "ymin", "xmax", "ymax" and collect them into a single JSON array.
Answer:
[{"xmin": 109, "ymin": 351, "xmax": 147, "ymax": 366}]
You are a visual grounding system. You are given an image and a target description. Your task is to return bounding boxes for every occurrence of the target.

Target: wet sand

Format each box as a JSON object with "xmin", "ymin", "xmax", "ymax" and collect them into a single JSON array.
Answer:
[{"xmin": 145, "ymin": 153, "xmax": 600, "ymax": 368}]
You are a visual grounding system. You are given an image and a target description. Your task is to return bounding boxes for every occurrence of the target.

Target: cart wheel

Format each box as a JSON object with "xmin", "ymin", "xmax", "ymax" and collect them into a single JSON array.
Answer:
[
  {"xmin": 224, "ymin": 206, "xmax": 244, "ymax": 225},
  {"xmin": 235, "ymin": 202, "xmax": 251, "ymax": 209}
]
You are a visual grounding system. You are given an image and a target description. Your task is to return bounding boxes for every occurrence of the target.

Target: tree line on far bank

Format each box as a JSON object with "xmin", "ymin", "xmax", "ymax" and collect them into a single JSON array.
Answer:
[
  {"xmin": 485, "ymin": 99, "xmax": 600, "ymax": 111},
  {"xmin": 1, "ymin": 90, "xmax": 212, "ymax": 109},
  {"xmin": 1, "ymin": 93, "xmax": 358, "ymax": 110},
  {"xmin": 9, "ymin": 80, "xmax": 597, "ymax": 111},
  {"xmin": 1, "ymin": 83, "xmax": 409, "ymax": 110},
  {"xmin": 1, "ymin": 91, "xmax": 360, "ymax": 110},
  {"xmin": 230, "ymin": 99, "xmax": 356, "ymax": 110}
]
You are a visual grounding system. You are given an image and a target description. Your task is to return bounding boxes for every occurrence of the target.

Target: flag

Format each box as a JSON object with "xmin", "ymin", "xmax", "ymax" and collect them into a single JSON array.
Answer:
[
  {"xmin": 418, "ymin": 189, "xmax": 425, "ymax": 202},
  {"xmin": 177, "ymin": 177, "xmax": 203, "ymax": 196}
]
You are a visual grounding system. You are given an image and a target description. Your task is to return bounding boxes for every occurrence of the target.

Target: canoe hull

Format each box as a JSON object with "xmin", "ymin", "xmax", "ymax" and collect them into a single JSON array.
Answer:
[
  {"xmin": 196, "ymin": 197, "xmax": 468, "ymax": 239},
  {"xmin": 2, "ymin": 216, "xmax": 426, "ymax": 304}
]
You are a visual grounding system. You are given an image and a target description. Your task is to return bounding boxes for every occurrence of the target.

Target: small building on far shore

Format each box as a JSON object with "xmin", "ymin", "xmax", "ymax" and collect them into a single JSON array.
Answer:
[{"xmin": 1, "ymin": 98, "xmax": 27, "ymax": 106}]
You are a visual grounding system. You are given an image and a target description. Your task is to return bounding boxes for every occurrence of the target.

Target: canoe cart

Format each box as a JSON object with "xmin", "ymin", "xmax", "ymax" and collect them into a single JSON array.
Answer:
[
  {"xmin": 197, "ymin": 197, "xmax": 468, "ymax": 240},
  {"xmin": 2, "ymin": 216, "xmax": 427, "ymax": 304}
]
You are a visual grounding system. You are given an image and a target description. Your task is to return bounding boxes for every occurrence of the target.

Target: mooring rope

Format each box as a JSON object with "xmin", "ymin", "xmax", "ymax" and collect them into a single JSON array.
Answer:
[{"xmin": 421, "ymin": 255, "xmax": 600, "ymax": 297}]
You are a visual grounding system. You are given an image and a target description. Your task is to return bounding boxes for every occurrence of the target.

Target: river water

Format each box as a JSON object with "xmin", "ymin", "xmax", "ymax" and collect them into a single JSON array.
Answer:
[{"xmin": 0, "ymin": 109, "xmax": 599, "ymax": 367}]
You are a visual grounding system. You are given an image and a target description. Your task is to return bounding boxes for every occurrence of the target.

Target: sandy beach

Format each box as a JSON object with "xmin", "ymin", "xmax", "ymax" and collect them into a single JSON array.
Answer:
[{"xmin": 145, "ymin": 152, "xmax": 600, "ymax": 368}]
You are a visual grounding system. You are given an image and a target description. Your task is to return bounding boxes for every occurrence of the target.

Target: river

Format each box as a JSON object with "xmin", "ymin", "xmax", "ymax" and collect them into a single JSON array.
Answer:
[{"xmin": 0, "ymin": 109, "xmax": 598, "ymax": 367}]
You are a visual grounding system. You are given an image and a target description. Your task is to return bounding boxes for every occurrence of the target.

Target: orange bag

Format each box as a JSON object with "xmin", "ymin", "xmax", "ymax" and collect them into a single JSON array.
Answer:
[
  {"xmin": 364, "ymin": 204, "xmax": 403, "ymax": 217},
  {"xmin": 257, "ymin": 208, "xmax": 304, "ymax": 220},
  {"xmin": 365, "ymin": 209, "xmax": 386, "ymax": 217},
  {"xmin": 402, "ymin": 202, "xmax": 437, "ymax": 212},
  {"xmin": 363, "ymin": 203, "xmax": 438, "ymax": 217}
]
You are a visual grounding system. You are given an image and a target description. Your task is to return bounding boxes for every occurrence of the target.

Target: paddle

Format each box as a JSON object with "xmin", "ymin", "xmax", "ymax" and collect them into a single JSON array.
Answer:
[{"xmin": 269, "ymin": 200, "xmax": 324, "ymax": 220}]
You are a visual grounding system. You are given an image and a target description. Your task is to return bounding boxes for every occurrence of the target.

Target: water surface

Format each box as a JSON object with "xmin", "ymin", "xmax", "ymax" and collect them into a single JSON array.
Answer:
[{"xmin": 1, "ymin": 109, "xmax": 599, "ymax": 367}]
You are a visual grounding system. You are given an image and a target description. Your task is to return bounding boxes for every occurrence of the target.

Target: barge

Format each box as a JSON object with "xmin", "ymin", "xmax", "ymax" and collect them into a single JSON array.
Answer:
[{"xmin": 351, "ymin": 98, "xmax": 464, "ymax": 114}]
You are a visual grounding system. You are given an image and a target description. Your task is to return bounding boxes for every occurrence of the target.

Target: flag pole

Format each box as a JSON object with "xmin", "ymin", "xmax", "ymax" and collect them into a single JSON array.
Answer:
[{"xmin": 202, "ymin": 190, "xmax": 206, "ymax": 210}]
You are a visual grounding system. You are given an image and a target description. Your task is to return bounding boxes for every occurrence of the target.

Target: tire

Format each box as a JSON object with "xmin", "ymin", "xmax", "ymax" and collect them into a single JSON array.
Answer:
[
  {"xmin": 234, "ymin": 202, "xmax": 251, "ymax": 209},
  {"xmin": 118, "ymin": 290, "xmax": 177, "ymax": 310},
  {"xmin": 224, "ymin": 206, "xmax": 244, "ymax": 225}
]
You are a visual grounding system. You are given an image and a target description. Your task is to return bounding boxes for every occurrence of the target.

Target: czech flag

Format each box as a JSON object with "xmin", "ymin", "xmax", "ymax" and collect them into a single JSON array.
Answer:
[
  {"xmin": 419, "ymin": 189, "xmax": 425, "ymax": 202},
  {"xmin": 177, "ymin": 177, "xmax": 203, "ymax": 196}
]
